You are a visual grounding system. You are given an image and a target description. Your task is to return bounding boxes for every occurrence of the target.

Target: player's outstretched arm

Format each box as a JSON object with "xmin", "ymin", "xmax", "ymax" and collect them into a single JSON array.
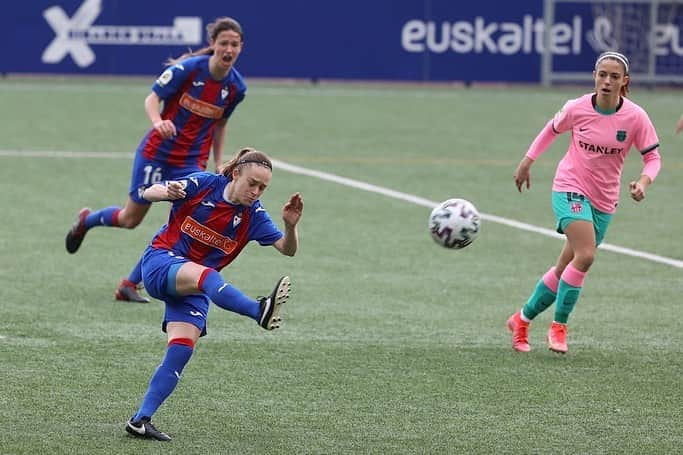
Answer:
[
  {"xmin": 143, "ymin": 181, "xmax": 187, "ymax": 202},
  {"xmin": 273, "ymin": 193, "xmax": 303, "ymax": 257}
]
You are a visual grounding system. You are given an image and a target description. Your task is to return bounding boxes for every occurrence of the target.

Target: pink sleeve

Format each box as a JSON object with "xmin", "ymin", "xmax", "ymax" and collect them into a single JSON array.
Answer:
[
  {"xmin": 641, "ymin": 150, "xmax": 661, "ymax": 182},
  {"xmin": 635, "ymin": 108, "xmax": 661, "ymax": 182},
  {"xmin": 525, "ymin": 120, "xmax": 558, "ymax": 160}
]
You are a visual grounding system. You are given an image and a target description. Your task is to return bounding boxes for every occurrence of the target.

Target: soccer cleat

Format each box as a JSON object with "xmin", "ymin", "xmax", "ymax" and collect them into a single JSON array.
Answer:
[
  {"xmin": 65, "ymin": 207, "xmax": 91, "ymax": 254},
  {"xmin": 507, "ymin": 311, "xmax": 531, "ymax": 352},
  {"xmin": 115, "ymin": 279, "xmax": 151, "ymax": 303},
  {"xmin": 258, "ymin": 276, "xmax": 291, "ymax": 330},
  {"xmin": 547, "ymin": 322, "xmax": 568, "ymax": 354},
  {"xmin": 125, "ymin": 417, "xmax": 171, "ymax": 441}
]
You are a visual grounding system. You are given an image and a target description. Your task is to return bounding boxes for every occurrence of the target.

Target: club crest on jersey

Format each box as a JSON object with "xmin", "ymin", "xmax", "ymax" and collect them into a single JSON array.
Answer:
[
  {"xmin": 616, "ymin": 130, "xmax": 627, "ymax": 142},
  {"xmin": 570, "ymin": 202, "xmax": 583, "ymax": 213},
  {"xmin": 233, "ymin": 214, "xmax": 242, "ymax": 227},
  {"xmin": 221, "ymin": 87, "xmax": 229, "ymax": 100}
]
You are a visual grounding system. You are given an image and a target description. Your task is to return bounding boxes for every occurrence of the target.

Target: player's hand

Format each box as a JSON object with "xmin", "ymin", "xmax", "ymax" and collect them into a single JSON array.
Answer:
[
  {"xmin": 676, "ymin": 114, "xmax": 683, "ymax": 134},
  {"xmin": 282, "ymin": 193, "xmax": 303, "ymax": 227},
  {"xmin": 154, "ymin": 120, "xmax": 177, "ymax": 139},
  {"xmin": 629, "ymin": 181, "xmax": 645, "ymax": 202},
  {"xmin": 514, "ymin": 157, "xmax": 533, "ymax": 192},
  {"xmin": 166, "ymin": 180, "xmax": 187, "ymax": 200}
]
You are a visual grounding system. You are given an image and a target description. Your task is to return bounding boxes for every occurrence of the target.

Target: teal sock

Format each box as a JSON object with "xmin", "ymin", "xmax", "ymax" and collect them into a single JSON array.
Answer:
[
  {"xmin": 522, "ymin": 280, "xmax": 557, "ymax": 320},
  {"xmin": 554, "ymin": 280, "xmax": 582, "ymax": 324}
]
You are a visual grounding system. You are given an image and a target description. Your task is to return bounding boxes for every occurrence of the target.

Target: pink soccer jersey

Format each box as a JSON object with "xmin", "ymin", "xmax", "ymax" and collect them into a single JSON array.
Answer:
[{"xmin": 544, "ymin": 93, "xmax": 660, "ymax": 213}]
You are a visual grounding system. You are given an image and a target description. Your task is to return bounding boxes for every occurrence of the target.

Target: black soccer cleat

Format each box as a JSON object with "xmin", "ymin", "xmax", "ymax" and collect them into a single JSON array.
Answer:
[
  {"xmin": 258, "ymin": 276, "xmax": 291, "ymax": 330},
  {"xmin": 125, "ymin": 417, "xmax": 172, "ymax": 441},
  {"xmin": 65, "ymin": 207, "xmax": 91, "ymax": 254},
  {"xmin": 115, "ymin": 279, "xmax": 151, "ymax": 303}
]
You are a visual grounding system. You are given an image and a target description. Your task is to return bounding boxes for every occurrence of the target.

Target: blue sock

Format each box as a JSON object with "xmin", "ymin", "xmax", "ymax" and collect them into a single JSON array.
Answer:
[
  {"xmin": 134, "ymin": 340, "xmax": 194, "ymax": 421},
  {"xmin": 199, "ymin": 270, "xmax": 260, "ymax": 320},
  {"xmin": 84, "ymin": 206, "xmax": 121, "ymax": 229},
  {"xmin": 127, "ymin": 259, "xmax": 143, "ymax": 285}
]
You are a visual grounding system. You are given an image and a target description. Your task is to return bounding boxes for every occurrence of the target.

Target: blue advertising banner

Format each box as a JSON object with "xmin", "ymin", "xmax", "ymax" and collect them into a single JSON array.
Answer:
[{"xmin": 2, "ymin": 0, "xmax": 681, "ymax": 82}]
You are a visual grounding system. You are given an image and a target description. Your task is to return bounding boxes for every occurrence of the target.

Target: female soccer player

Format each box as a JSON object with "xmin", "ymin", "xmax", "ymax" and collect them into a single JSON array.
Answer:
[
  {"xmin": 124, "ymin": 148, "xmax": 303, "ymax": 441},
  {"xmin": 65, "ymin": 17, "xmax": 247, "ymax": 303},
  {"xmin": 507, "ymin": 51, "xmax": 661, "ymax": 354}
]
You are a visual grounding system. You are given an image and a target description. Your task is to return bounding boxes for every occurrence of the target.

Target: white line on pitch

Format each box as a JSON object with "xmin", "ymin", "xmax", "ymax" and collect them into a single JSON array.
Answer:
[{"xmin": 2, "ymin": 149, "xmax": 681, "ymax": 269}]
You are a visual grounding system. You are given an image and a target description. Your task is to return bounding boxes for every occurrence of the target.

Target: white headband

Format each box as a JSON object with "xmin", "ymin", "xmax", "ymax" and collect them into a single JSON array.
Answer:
[{"xmin": 595, "ymin": 52, "xmax": 630, "ymax": 74}]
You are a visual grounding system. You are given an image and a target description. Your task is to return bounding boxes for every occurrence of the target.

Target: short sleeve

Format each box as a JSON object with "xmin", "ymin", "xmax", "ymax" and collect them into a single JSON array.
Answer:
[
  {"xmin": 152, "ymin": 61, "xmax": 191, "ymax": 100},
  {"xmin": 635, "ymin": 110, "xmax": 660, "ymax": 153},
  {"xmin": 172, "ymin": 172, "xmax": 214, "ymax": 201},
  {"xmin": 551, "ymin": 99, "xmax": 575, "ymax": 134},
  {"xmin": 249, "ymin": 203, "xmax": 284, "ymax": 246}
]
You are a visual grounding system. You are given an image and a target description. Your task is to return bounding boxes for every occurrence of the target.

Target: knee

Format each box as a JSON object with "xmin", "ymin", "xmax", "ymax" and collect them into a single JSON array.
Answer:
[
  {"xmin": 573, "ymin": 250, "xmax": 595, "ymax": 271},
  {"xmin": 117, "ymin": 212, "xmax": 143, "ymax": 229}
]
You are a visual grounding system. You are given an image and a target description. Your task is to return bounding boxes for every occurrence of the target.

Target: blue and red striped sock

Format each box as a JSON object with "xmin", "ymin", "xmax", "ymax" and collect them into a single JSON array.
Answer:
[{"xmin": 84, "ymin": 206, "xmax": 121, "ymax": 229}]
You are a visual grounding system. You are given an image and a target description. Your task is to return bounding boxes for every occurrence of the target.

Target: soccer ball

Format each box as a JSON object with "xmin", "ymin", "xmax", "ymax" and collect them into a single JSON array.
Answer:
[{"xmin": 428, "ymin": 198, "xmax": 481, "ymax": 249}]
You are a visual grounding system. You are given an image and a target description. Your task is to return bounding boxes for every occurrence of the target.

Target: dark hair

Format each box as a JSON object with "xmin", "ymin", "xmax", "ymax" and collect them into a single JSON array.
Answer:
[
  {"xmin": 220, "ymin": 147, "xmax": 273, "ymax": 177},
  {"xmin": 166, "ymin": 17, "xmax": 243, "ymax": 66}
]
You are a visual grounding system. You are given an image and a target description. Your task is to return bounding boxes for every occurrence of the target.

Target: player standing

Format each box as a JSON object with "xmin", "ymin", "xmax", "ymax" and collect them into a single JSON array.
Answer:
[
  {"xmin": 507, "ymin": 51, "xmax": 662, "ymax": 354},
  {"xmin": 65, "ymin": 17, "xmax": 246, "ymax": 303}
]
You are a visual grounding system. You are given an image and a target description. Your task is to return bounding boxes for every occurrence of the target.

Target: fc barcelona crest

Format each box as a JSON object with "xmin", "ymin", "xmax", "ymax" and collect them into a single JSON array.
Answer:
[{"xmin": 616, "ymin": 130, "xmax": 627, "ymax": 142}]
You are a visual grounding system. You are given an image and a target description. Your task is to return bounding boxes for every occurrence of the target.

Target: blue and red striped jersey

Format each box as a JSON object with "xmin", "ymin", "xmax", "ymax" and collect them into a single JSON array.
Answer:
[
  {"xmin": 150, "ymin": 172, "xmax": 283, "ymax": 271},
  {"xmin": 138, "ymin": 55, "xmax": 246, "ymax": 170}
]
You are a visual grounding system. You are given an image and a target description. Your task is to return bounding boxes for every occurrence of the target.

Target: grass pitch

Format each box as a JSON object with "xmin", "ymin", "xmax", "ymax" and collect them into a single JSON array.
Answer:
[{"xmin": 0, "ymin": 78, "xmax": 681, "ymax": 454}]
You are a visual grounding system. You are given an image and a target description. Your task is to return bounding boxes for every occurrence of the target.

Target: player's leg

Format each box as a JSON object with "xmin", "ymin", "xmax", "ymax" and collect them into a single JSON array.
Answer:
[
  {"xmin": 175, "ymin": 262, "xmax": 290, "ymax": 330},
  {"xmin": 116, "ymin": 251, "xmax": 150, "ymax": 303},
  {"xmin": 65, "ymin": 152, "xmax": 153, "ymax": 255},
  {"xmin": 548, "ymin": 219, "xmax": 596, "ymax": 353},
  {"xmin": 126, "ymin": 322, "xmax": 200, "ymax": 442}
]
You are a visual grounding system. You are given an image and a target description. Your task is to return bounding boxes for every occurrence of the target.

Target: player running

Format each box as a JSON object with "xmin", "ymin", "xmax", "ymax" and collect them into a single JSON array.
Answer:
[
  {"xmin": 66, "ymin": 17, "xmax": 247, "ymax": 303},
  {"xmin": 507, "ymin": 51, "xmax": 662, "ymax": 354}
]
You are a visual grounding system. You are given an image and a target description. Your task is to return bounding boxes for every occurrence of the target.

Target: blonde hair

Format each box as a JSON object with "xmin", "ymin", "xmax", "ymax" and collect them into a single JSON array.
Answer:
[
  {"xmin": 166, "ymin": 17, "xmax": 243, "ymax": 66},
  {"xmin": 220, "ymin": 147, "xmax": 272, "ymax": 177}
]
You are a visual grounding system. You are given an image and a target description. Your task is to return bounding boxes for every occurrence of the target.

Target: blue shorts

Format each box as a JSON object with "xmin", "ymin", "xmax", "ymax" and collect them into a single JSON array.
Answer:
[
  {"xmin": 551, "ymin": 192, "xmax": 612, "ymax": 246},
  {"xmin": 129, "ymin": 152, "xmax": 203, "ymax": 204},
  {"xmin": 141, "ymin": 246, "xmax": 209, "ymax": 336}
]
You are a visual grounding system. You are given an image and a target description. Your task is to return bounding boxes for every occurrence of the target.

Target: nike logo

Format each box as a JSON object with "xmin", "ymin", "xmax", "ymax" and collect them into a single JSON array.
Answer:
[
  {"xmin": 189, "ymin": 310, "xmax": 203, "ymax": 317},
  {"xmin": 579, "ymin": 127, "xmax": 588, "ymax": 132},
  {"xmin": 127, "ymin": 422, "xmax": 146, "ymax": 435},
  {"xmin": 192, "ymin": 81, "xmax": 205, "ymax": 87},
  {"xmin": 201, "ymin": 201, "xmax": 215, "ymax": 208}
]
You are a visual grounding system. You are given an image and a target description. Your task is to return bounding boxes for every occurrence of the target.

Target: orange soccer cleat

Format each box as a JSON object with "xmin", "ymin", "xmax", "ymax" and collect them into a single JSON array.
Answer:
[
  {"xmin": 547, "ymin": 322, "xmax": 568, "ymax": 354},
  {"xmin": 507, "ymin": 311, "xmax": 531, "ymax": 352}
]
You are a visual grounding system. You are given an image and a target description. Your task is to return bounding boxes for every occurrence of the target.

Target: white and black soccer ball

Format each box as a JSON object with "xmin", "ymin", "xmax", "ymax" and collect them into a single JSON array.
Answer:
[{"xmin": 428, "ymin": 198, "xmax": 481, "ymax": 249}]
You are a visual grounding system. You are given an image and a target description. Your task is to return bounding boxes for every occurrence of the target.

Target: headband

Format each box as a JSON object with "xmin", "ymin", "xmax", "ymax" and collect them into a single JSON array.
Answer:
[
  {"xmin": 595, "ymin": 52, "xmax": 630, "ymax": 74},
  {"xmin": 237, "ymin": 158, "xmax": 272, "ymax": 170}
]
